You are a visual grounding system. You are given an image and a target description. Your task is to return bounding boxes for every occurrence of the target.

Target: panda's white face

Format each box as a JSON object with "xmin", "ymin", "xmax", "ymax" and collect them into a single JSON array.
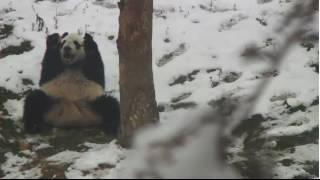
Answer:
[{"xmin": 60, "ymin": 33, "xmax": 86, "ymax": 65}]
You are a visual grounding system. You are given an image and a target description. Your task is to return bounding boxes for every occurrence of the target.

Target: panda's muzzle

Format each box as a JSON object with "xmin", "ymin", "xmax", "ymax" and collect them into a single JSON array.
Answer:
[{"xmin": 63, "ymin": 46, "xmax": 74, "ymax": 59}]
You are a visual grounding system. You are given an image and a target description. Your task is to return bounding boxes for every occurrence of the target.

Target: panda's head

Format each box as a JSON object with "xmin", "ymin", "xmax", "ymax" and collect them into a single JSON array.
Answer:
[{"xmin": 59, "ymin": 33, "xmax": 86, "ymax": 65}]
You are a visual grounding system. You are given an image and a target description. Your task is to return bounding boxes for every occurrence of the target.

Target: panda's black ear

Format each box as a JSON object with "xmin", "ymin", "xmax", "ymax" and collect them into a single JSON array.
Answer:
[
  {"xmin": 61, "ymin": 32, "xmax": 68, "ymax": 39},
  {"xmin": 46, "ymin": 33, "xmax": 60, "ymax": 49}
]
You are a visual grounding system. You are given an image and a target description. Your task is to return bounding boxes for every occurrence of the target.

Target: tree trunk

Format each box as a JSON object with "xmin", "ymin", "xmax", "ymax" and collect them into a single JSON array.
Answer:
[{"xmin": 117, "ymin": 0, "xmax": 159, "ymax": 147}]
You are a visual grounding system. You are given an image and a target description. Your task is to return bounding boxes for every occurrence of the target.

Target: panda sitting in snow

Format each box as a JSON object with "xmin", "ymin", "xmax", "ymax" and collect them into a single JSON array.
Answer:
[{"xmin": 23, "ymin": 33, "xmax": 120, "ymax": 135}]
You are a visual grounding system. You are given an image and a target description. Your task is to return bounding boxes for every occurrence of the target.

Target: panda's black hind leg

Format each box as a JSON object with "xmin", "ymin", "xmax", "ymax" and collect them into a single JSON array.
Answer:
[
  {"xmin": 23, "ymin": 90, "xmax": 53, "ymax": 134},
  {"xmin": 91, "ymin": 95, "xmax": 120, "ymax": 136}
]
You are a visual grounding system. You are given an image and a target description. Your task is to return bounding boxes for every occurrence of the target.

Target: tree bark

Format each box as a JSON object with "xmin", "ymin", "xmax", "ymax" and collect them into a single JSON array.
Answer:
[{"xmin": 117, "ymin": 0, "xmax": 159, "ymax": 147}]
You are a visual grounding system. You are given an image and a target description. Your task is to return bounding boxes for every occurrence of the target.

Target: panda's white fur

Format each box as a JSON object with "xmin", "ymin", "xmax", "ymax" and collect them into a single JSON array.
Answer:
[
  {"xmin": 41, "ymin": 70, "xmax": 104, "ymax": 127},
  {"xmin": 40, "ymin": 33, "xmax": 104, "ymax": 127}
]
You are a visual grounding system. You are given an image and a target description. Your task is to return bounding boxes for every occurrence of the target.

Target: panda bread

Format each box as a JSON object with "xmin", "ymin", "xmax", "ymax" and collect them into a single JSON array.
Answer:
[{"xmin": 23, "ymin": 33, "xmax": 120, "ymax": 135}]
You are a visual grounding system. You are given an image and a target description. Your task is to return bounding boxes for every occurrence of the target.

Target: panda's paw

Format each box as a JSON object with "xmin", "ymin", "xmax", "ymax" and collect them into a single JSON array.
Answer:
[
  {"xmin": 23, "ymin": 90, "xmax": 52, "ymax": 134},
  {"xmin": 46, "ymin": 33, "xmax": 60, "ymax": 49},
  {"xmin": 84, "ymin": 33, "xmax": 93, "ymax": 41},
  {"xmin": 90, "ymin": 95, "xmax": 120, "ymax": 135},
  {"xmin": 84, "ymin": 33, "xmax": 98, "ymax": 52}
]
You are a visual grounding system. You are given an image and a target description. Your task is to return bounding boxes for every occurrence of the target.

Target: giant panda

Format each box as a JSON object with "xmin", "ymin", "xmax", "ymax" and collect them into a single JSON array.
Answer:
[{"xmin": 23, "ymin": 33, "xmax": 120, "ymax": 135}]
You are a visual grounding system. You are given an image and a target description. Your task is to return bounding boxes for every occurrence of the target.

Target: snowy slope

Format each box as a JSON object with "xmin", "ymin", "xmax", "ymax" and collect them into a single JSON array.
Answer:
[{"xmin": 0, "ymin": 0, "xmax": 318, "ymax": 179}]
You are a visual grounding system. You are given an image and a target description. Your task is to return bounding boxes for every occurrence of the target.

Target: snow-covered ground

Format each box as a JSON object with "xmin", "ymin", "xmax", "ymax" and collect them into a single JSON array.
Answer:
[{"xmin": 0, "ymin": 0, "xmax": 318, "ymax": 179}]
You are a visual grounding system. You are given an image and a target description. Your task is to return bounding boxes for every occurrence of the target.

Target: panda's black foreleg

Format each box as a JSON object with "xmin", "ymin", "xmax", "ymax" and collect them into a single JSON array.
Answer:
[
  {"xmin": 23, "ymin": 90, "xmax": 53, "ymax": 134},
  {"xmin": 91, "ymin": 95, "xmax": 120, "ymax": 135}
]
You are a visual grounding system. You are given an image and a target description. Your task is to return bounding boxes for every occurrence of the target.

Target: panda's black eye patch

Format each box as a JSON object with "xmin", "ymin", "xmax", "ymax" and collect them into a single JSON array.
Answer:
[{"xmin": 74, "ymin": 41, "xmax": 81, "ymax": 49}]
